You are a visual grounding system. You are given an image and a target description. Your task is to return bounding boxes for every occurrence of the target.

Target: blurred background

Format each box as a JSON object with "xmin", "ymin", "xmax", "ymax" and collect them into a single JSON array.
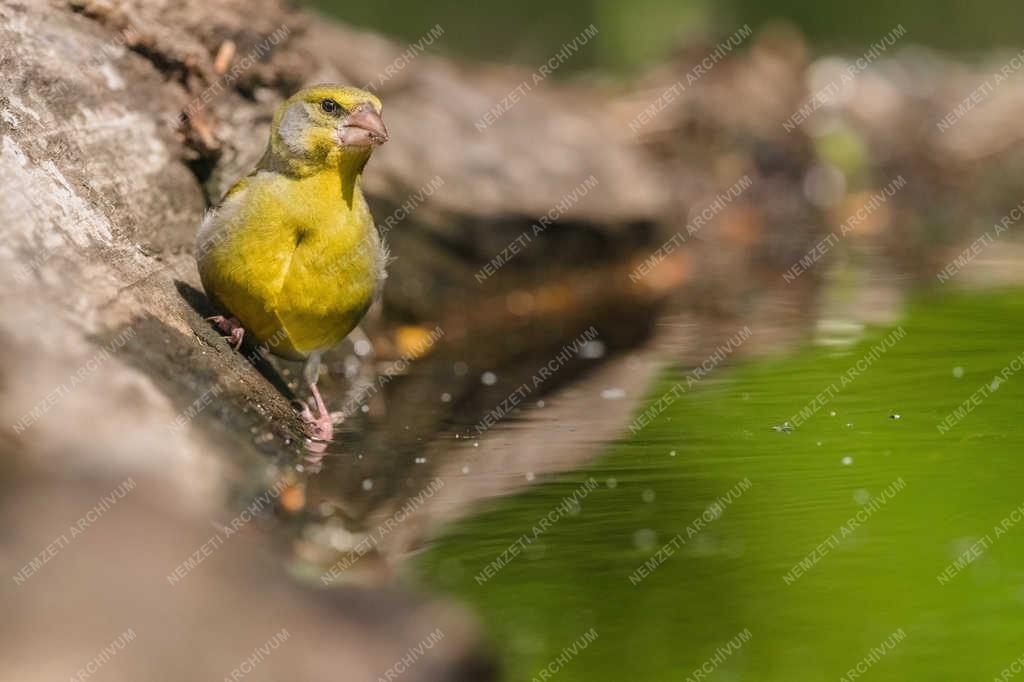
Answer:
[
  {"xmin": 314, "ymin": 0, "xmax": 1023, "ymax": 70},
  {"xmin": 3, "ymin": 0, "xmax": 1024, "ymax": 680}
]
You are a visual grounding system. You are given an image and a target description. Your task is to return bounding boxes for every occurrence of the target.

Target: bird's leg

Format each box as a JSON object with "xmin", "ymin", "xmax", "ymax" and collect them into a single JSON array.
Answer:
[
  {"xmin": 297, "ymin": 352, "xmax": 333, "ymax": 441},
  {"xmin": 206, "ymin": 315, "xmax": 245, "ymax": 351},
  {"xmin": 306, "ymin": 380, "xmax": 333, "ymax": 441}
]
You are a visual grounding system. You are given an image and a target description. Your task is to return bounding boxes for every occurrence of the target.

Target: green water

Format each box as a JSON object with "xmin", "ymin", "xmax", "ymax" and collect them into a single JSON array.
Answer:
[{"xmin": 417, "ymin": 289, "xmax": 1024, "ymax": 681}]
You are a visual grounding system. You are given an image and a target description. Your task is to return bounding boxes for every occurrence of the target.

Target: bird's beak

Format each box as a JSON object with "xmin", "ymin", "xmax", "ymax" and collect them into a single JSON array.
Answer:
[{"xmin": 337, "ymin": 104, "xmax": 388, "ymax": 148}]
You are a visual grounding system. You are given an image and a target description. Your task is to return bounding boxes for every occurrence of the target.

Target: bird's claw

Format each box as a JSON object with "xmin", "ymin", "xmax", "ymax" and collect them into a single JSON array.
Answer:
[
  {"xmin": 224, "ymin": 328, "xmax": 244, "ymax": 351},
  {"xmin": 291, "ymin": 399, "xmax": 314, "ymax": 421},
  {"xmin": 293, "ymin": 399, "xmax": 334, "ymax": 442},
  {"xmin": 206, "ymin": 315, "xmax": 245, "ymax": 351}
]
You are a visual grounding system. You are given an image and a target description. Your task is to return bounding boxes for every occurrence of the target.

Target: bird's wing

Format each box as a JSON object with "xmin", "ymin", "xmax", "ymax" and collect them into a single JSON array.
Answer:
[{"xmin": 197, "ymin": 176, "xmax": 305, "ymax": 353}]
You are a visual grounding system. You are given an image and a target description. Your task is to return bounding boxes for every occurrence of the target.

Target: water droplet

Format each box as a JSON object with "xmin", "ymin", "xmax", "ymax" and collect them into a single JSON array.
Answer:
[
  {"xmin": 853, "ymin": 489, "xmax": 871, "ymax": 505},
  {"xmin": 481, "ymin": 371, "xmax": 497, "ymax": 385},
  {"xmin": 641, "ymin": 489, "xmax": 656, "ymax": 503},
  {"xmin": 772, "ymin": 422, "xmax": 793, "ymax": 432},
  {"xmin": 952, "ymin": 366, "xmax": 964, "ymax": 379},
  {"xmin": 415, "ymin": 456, "xmax": 426, "ymax": 464},
  {"xmin": 633, "ymin": 528, "xmax": 657, "ymax": 551},
  {"xmin": 600, "ymin": 387, "xmax": 626, "ymax": 400},
  {"xmin": 537, "ymin": 400, "xmax": 545, "ymax": 408},
  {"xmin": 360, "ymin": 404, "xmax": 369, "ymax": 413},
  {"xmin": 462, "ymin": 465, "xmax": 470, "ymax": 474},
  {"xmin": 830, "ymin": 411, "xmax": 837, "ymax": 417},
  {"xmin": 890, "ymin": 413, "xmax": 901, "ymax": 420},
  {"xmin": 841, "ymin": 456, "xmax": 853, "ymax": 465},
  {"xmin": 361, "ymin": 478, "xmax": 374, "ymax": 490},
  {"xmin": 473, "ymin": 441, "xmax": 479, "ymax": 448},
  {"xmin": 580, "ymin": 340, "xmax": 605, "ymax": 359},
  {"xmin": 525, "ymin": 472, "xmax": 535, "ymax": 482},
  {"xmin": 453, "ymin": 361, "xmax": 468, "ymax": 376},
  {"xmin": 669, "ymin": 450, "xmax": 677, "ymax": 457},
  {"xmin": 606, "ymin": 477, "xmax": 618, "ymax": 489},
  {"xmin": 440, "ymin": 392, "xmax": 451, "ymax": 403},
  {"xmin": 353, "ymin": 339, "xmax": 372, "ymax": 356}
]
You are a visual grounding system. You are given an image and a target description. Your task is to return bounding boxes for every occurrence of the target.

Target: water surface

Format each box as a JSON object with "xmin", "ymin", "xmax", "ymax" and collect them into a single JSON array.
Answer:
[{"xmin": 416, "ymin": 288, "xmax": 1024, "ymax": 681}]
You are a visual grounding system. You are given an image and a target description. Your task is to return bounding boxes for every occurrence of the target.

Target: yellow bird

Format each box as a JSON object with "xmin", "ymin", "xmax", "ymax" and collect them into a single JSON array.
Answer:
[{"xmin": 196, "ymin": 84, "xmax": 389, "ymax": 440}]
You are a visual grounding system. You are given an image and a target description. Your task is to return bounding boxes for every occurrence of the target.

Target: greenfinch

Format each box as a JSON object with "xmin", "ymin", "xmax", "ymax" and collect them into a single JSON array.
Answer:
[{"xmin": 196, "ymin": 84, "xmax": 389, "ymax": 440}]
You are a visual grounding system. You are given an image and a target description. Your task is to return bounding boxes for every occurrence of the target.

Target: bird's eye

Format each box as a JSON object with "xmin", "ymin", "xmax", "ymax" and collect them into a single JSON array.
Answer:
[{"xmin": 320, "ymin": 99, "xmax": 344, "ymax": 116}]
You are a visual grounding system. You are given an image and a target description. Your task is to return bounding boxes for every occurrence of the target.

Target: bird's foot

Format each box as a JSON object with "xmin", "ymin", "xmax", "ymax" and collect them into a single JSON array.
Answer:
[
  {"xmin": 292, "ymin": 399, "xmax": 334, "ymax": 442},
  {"xmin": 292, "ymin": 356, "xmax": 335, "ymax": 442},
  {"xmin": 205, "ymin": 315, "xmax": 244, "ymax": 351}
]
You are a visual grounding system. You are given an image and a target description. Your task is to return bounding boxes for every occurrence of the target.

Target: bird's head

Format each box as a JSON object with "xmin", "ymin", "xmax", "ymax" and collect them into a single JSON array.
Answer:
[{"xmin": 267, "ymin": 84, "xmax": 387, "ymax": 175}]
